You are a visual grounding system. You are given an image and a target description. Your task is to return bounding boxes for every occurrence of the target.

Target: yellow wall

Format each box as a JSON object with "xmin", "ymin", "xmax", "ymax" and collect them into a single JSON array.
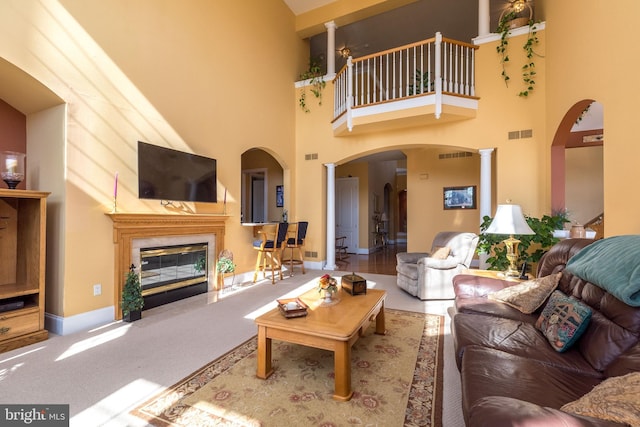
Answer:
[
  {"xmin": 293, "ymin": 27, "xmax": 548, "ymax": 253},
  {"xmin": 0, "ymin": 0, "xmax": 299, "ymax": 318},
  {"xmin": 544, "ymin": 0, "xmax": 640, "ymax": 235}
]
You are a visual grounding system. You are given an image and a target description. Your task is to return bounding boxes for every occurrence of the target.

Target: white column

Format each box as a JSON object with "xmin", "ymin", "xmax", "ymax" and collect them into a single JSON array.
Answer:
[
  {"xmin": 478, "ymin": 0, "xmax": 491, "ymax": 36},
  {"xmin": 325, "ymin": 163, "xmax": 337, "ymax": 270},
  {"xmin": 325, "ymin": 21, "xmax": 337, "ymax": 78},
  {"xmin": 478, "ymin": 148, "xmax": 494, "ymax": 269}
]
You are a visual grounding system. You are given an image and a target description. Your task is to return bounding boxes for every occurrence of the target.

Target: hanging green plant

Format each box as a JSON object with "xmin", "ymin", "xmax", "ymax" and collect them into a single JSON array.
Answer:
[
  {"xmin": 496, "ymin": 9, "xmax": 541, "ymax": 97},
  {"xmin": 298, "ymin": 57, "xmax": 326, "ymax": 113}
]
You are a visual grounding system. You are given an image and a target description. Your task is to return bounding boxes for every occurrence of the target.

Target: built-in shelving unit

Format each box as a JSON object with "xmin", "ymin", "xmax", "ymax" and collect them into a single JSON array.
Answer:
[{"xmin": 0, "ymin": 189, "xmax": 49, "ymax": 353}]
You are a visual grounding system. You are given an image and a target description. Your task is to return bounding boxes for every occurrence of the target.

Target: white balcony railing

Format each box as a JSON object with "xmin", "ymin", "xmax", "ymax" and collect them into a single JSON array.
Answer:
[{"xmin": 333, "ymin": 32, "xmax": 478, "ymax": 132}]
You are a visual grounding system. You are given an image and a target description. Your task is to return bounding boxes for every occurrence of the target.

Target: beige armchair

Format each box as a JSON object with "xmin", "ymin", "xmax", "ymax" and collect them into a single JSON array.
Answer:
[{"xmin": 396, "ymin": 231, "xmax": 479, "ymax": 300}]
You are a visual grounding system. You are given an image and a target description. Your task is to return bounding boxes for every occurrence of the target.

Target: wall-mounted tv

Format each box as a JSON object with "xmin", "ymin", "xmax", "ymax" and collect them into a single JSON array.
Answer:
[{"xmin": 137, "ymin": 141, "xmax": 217, "ymax": 203}]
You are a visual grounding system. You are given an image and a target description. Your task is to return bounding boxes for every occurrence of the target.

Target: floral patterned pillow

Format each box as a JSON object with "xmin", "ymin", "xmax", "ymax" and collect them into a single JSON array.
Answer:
[
  {"xmin": 561, "ymin": 372, "xmax": 640, "ymax": 425},
  {"xmin": 535, "ymin": 290, "xmax": 592, "ymax": 352},
  {"xmin": 488, "ymin": 272, "xmax": 561, "ymax": 314}
]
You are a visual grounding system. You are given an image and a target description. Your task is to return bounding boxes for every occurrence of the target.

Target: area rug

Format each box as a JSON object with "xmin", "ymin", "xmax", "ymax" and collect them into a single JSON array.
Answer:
[{"xmin": 133, "ymin": 309, "xmax": 443, "ymax": 426}]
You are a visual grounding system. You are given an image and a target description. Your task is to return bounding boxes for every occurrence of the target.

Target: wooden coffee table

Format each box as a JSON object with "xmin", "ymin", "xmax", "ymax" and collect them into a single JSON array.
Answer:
[{"xmin": 255, "ymin": 287, "xmax": 386, "ymax": 401}]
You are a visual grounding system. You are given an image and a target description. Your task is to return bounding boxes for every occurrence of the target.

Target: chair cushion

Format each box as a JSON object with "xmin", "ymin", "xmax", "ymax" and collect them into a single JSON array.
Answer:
[
  {"xmin": 561, "ymin": 372, "xmax": 640, "ymax": 425},
  {"xmin": 431, "ymin": 246, "xmax": 451, "ymax": 259},
  {"xmin": 488, "ymin": 273, "xmax": 561, "ymax": 314},
  {"xmin": 536, "ymin": 291, "xmax": 592, "ymax": 352},
  {"xmin": 253, "ymin": 240, "xmax": 275, "ymax": 249}
]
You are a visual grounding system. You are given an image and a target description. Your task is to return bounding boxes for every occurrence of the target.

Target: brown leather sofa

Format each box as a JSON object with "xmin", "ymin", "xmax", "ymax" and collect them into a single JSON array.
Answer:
[{"xmin": 451, "ymin": 238, "xmax": 640, "ymax": 427}]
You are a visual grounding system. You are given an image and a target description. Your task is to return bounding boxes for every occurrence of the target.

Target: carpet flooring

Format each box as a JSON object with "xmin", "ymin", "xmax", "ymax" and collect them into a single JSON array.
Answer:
[{"xmin": 133, "ymin": 309, "xmax": 444, "ymax": 426}]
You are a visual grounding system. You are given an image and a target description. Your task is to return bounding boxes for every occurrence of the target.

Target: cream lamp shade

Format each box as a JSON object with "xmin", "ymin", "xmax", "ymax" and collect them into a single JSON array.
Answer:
[{"xmin": 484, "ymin": 204, "xmax": 534, "ymax": 236}]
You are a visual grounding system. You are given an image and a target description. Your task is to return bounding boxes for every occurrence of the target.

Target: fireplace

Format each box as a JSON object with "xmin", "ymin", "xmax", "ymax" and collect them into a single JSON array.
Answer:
[
  {"xmin": 107, "ymin": 213, "xmax": 227, "ymax": 319},
  {"xmin": 139, "ymin": 243, "xmax": 208, "ymax": 309}
]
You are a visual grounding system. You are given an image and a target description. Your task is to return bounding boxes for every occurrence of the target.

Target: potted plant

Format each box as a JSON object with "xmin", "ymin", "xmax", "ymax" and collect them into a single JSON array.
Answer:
[
  {"xmin": 298, "ymin": 57, "xmax": 326, "ymax": 113},
  {"xmin": 216, "ymin": 250, "xmax": 235, "ymax": 290},
  {"xmin": 121, "ymin": 264, "xmax": 144, "ymax": 322}
]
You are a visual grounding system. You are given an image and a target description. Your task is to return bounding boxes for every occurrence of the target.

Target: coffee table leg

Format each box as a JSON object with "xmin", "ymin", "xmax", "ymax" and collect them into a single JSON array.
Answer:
[
  {"xmin": 333, "ymin": 341, "xmax": 353, "ymax": 401},
  {"xmin": 375, "ymin": 303, "xmax": 386, "ymax": 335},
  {"xmin": 256, "ymin": 325, "xmax": 273, "ymax": 379}
]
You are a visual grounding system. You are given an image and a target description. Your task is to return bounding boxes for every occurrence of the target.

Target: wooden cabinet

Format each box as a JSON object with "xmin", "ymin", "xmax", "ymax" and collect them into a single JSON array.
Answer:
[{"xmin": 0, "ymin": 189, "xmax": 49, "ymax": 353}]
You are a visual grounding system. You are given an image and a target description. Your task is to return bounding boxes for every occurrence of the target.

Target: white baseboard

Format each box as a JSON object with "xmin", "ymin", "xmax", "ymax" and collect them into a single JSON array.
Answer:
[{"xmin": 45, "ymin": 306, "xmax": 115, "ymax": 336}]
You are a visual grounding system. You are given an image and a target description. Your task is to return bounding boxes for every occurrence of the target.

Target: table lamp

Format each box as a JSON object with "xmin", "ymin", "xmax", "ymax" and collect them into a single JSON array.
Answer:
[{"xmin": 484, "ymin": 204, "xmax": 535, "ymax": 277}]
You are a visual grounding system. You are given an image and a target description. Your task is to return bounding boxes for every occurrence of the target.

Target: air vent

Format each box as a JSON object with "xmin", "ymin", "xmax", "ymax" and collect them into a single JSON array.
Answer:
[
  {"xmin": 305, "ymin": 251, "xmax": 318, "ymax": 258},
  {"xmin": 305, "ymin": 153, "xmax": 319, "ymax": 160},
  {"xmin": 520, "ymin": 129, "xmax": 533, "ymax": 138},
  {"xmin": 438, "ymin": 151, "xmax": 473, "ymax": 160},
  {"xmin": 508, "ymin": 131, "xmax": 520, "ymax": 140}
]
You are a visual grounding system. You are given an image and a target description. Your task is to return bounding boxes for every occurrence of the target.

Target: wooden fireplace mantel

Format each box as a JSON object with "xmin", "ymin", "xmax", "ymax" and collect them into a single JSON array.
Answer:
[{"xmin": 106, "ymin": 213, "xmax": 229, "ymax": 319}]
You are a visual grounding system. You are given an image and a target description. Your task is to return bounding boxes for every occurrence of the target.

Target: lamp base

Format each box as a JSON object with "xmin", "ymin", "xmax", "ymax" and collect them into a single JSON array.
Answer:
[
  {"xmin": 3, "ymin": 179, "xmax": 22, "ymax": 189},
  {"xmin": 503, "ymin": 235, "xmax": 522, "ymax": 278},
  {"xmin": 504, "ymin": 267, "xmax": 521, "ymax": 278}
]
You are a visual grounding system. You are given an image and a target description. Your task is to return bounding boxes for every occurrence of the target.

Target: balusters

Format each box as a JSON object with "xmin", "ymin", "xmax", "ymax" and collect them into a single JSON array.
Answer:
[{"xmin": 331, "ymin": 34, "xmax": 477, "ymax": 121}]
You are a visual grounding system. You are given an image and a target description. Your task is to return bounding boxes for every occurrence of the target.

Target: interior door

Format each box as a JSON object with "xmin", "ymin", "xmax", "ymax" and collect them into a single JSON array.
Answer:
[
  {"xmin": 336, "ymin": 177, "xmax": 359, "ymax": 253},
  {"xmin": 251, "ymin": 176, "xmax": 265, "ymax": 222}
]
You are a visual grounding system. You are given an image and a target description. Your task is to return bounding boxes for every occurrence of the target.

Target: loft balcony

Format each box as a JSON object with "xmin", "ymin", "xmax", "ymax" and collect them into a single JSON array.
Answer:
[{"xmin": 331, "ymin": 33, "xmax": 479, "ymax": 136}]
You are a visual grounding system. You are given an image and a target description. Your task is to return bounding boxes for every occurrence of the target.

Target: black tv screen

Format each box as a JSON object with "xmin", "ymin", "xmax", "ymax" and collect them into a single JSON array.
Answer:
[{"xmin": 137, "ymin": 141, "xmax": 217, "ymax": 203}]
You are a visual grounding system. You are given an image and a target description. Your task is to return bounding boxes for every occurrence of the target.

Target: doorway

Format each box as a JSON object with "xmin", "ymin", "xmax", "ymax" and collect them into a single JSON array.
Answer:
[
  {"xmin": 336, "ymin": 177, "xmax": 359, "ymax": 252},
  {"xmin": 241, "ymin": 168, "xmax": 267, "ymax": 223}
]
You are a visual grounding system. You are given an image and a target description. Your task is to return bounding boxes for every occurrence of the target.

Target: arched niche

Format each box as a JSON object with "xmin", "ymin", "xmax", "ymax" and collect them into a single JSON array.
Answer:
[{"xmin": 240, "ymin": 148, "xmax": 284, "ymax": 224}]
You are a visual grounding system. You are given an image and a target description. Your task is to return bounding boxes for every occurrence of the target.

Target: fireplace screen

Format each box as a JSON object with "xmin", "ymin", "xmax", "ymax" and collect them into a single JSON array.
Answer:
[{"xmin": 139, "ymin": 243, "xmax": 208, "ymax": 296}]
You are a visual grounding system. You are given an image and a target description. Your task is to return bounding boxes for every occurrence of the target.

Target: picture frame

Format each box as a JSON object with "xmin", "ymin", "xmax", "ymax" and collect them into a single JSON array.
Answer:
[
  {"xmin": 276, "ymin": 185, "xmax": 284, "ymax": 207},
  {"xmin": 443, "ymin": 185, "xmax": 477, "ymax": 210}
]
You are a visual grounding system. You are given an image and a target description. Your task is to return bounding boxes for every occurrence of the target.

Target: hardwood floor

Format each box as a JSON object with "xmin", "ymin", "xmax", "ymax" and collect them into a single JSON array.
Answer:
[{"xmin": 334, "ymin": 243, "xmax": 405, "ymax": 275}]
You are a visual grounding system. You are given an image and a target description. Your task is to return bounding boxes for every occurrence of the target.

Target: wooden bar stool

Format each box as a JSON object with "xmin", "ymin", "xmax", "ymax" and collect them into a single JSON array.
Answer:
[
  {"xmin": 252, "ymin": 222, "xmax": 289, "ymax": 284},
  {"xmin": 285, "ymin": 221, "xmax": 308, "ymax": 276}
]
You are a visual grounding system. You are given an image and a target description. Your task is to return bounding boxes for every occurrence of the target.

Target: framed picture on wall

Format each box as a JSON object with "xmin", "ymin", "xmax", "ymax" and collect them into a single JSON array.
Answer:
[
  {"xmin": 276, "ymin": 185, "xmax": 284, "ymax": 207},
  {"xmin": 443, "ymin": 185, "xmax": 477, "ymax": 210}
]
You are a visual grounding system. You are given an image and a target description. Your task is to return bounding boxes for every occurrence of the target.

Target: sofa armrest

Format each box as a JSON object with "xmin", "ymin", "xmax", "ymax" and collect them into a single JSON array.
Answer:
[
  {"xmin": 453, "ymin": 274, "xmax": 516, "ymax": 298},
  {"xmin": 419, "ymin": 256, "xmax": 460, "ymax": 269},
  {"xmin": 396, "ymin": 252, "xmax": 430, "ymax": 265},
  {"xmin": 468, "ymin": 396, "xmax": 626, "ymax": 427}
]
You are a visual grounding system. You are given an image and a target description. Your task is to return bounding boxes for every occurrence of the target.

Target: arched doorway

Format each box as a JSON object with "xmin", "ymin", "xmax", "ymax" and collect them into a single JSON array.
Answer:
[{"xmin": 551, "ymin": 100, "xmax": 604, "ymax": 234}]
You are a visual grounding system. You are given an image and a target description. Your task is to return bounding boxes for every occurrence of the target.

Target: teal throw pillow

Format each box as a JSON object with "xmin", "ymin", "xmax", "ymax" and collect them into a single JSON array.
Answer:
[{"xmin": 535, "ymin": 290, "xmax": 592, "ymax": 352}]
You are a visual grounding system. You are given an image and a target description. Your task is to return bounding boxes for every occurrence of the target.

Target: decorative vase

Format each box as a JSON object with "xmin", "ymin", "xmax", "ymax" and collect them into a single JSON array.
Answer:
[{"xmin": 323, "ymin": 289, "xmax": 333, "ymax": 303}]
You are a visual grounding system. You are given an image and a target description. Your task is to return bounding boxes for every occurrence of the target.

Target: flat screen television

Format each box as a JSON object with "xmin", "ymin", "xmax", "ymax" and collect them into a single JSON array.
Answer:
[{"xmin": 137, "ymin": 141, "xmax": 217, "ymax": 203}]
